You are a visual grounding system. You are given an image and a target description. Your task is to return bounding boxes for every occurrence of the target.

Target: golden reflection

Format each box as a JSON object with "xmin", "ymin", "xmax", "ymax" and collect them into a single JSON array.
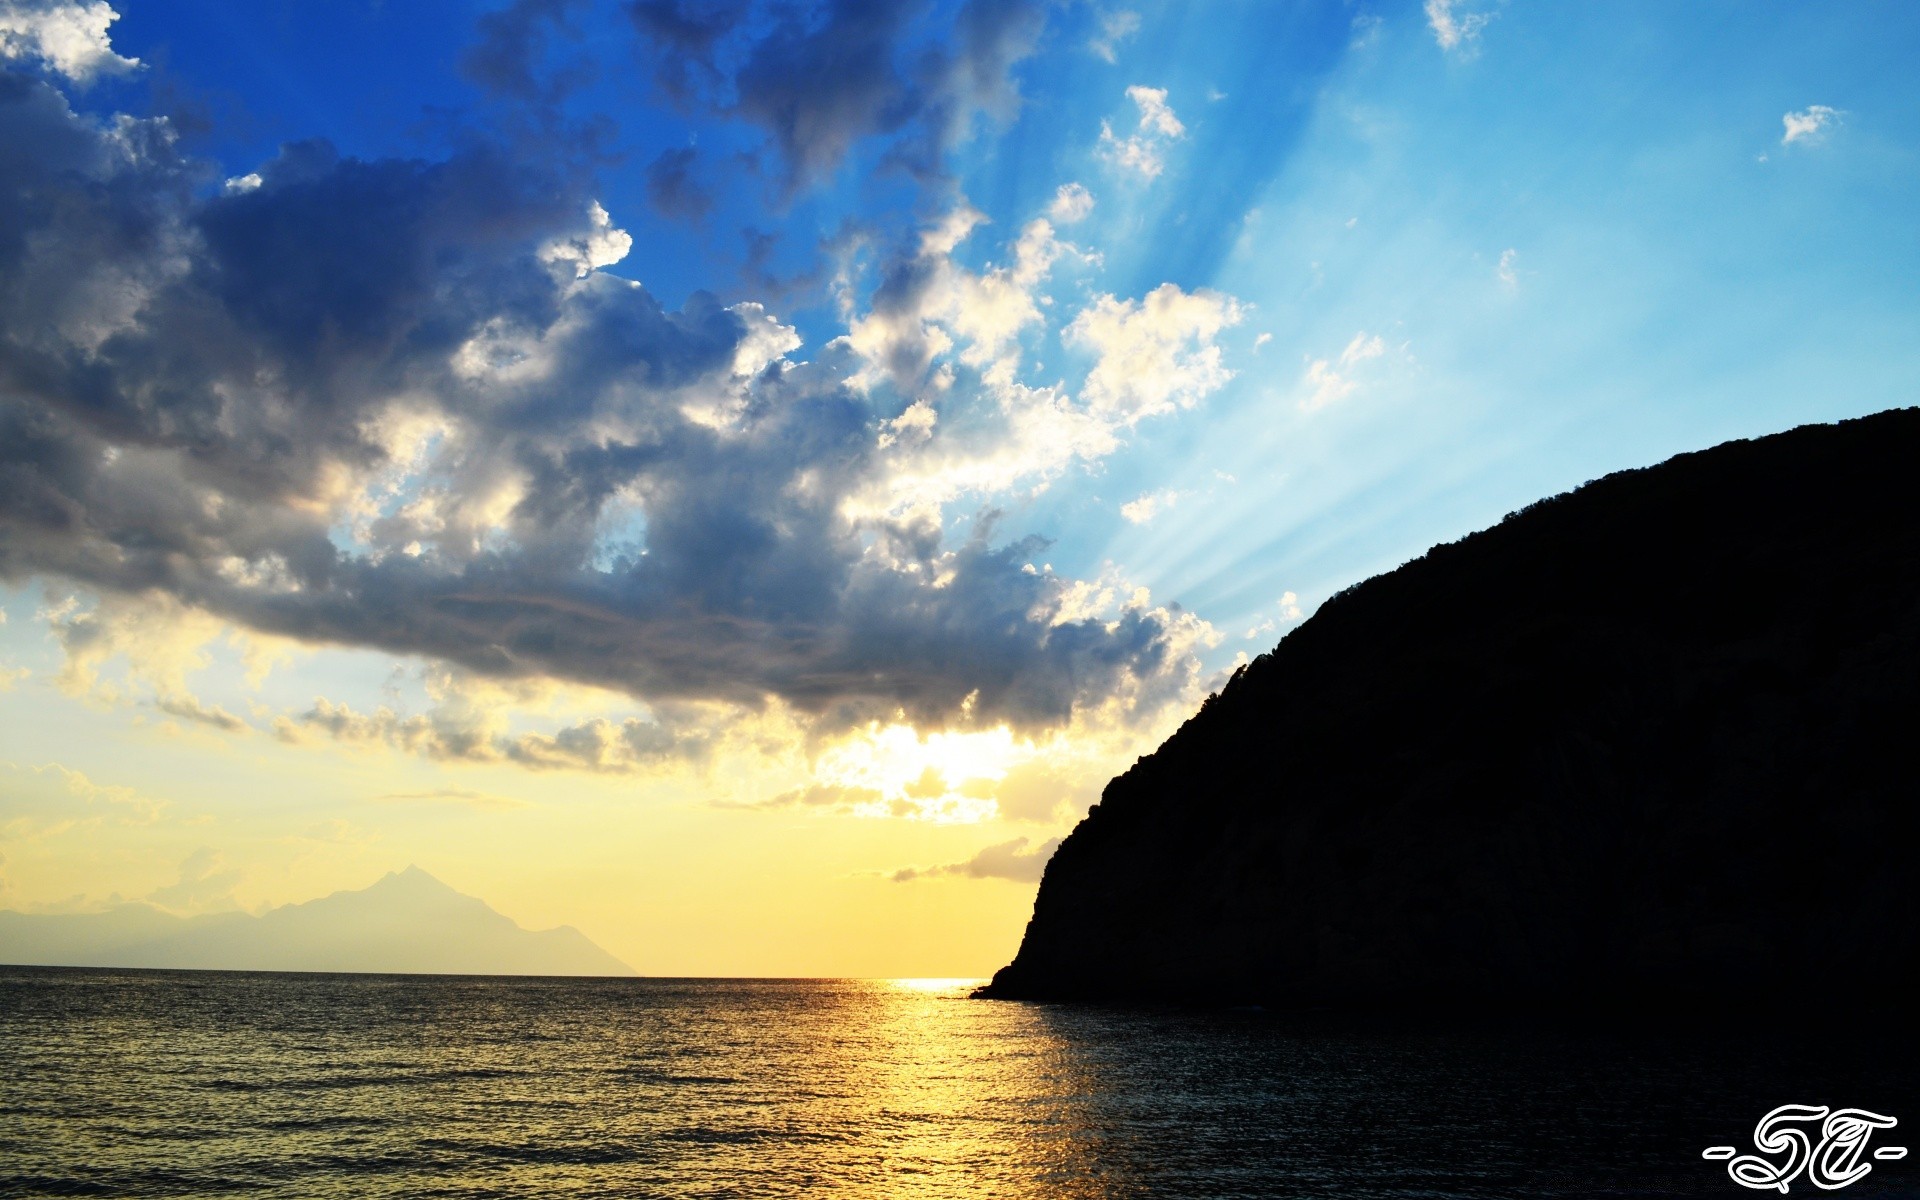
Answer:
[
  {"xmin": 886, "ymin": 977, "xmax": 982, "ymax": 993},
  {"xmin": 807, "ymin": 978, "xmax": 1140, "ymax": 1198}
]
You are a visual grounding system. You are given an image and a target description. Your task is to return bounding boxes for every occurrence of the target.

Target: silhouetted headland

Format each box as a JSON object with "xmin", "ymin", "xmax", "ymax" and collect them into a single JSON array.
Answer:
[{"xmin": 979, "ymin": 409, "xmax": 1920, "ymax": 1012}]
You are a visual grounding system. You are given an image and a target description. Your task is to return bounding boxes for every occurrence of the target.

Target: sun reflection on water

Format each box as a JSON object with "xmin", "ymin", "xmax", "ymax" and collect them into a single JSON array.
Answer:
[{"xmin": 10, "ymin": 969, "xmax": 1909, "ymax": 1198}]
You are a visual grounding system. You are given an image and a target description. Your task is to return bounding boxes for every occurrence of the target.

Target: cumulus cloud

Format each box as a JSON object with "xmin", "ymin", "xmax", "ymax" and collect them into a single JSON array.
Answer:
[
  {"xmin": 1781, "ymin": 105, "xmax": 1840, "ymax": 145},
  {"xmin": 0, "ymin": 0, "xmax": 139, "ymax": 83},
  {"xmin": 1119, "ymin": 488, "xmax": 1183, "ymax": 525},
  {"xmin": 1497, "ymin": 247, "xmax": 1519, "ymax": 287},
  {"xmin": 1048, "ymin": 181, "xmax": 1094, "ymax": 224},
  {"xmin": 1424, "ymin": 0, "xmax": 1494, "ymax": 54},
  {"xmin": 1099, "ymin": 84, "xmax": 1184, "ymax": 179},
  {"xmin": 0, "ymin": 39, "xmax": 1232, "ymax": 758},
  {"xmin": 890, "ymin": 835, "xmax": 1060, "ymax": 882},
  {"xmin": 1069, "ymin": 283, "xmax": 1243, "ymax": 423},
  {"xmin": 627, "ymin": 0, "xmax": 1049, "ymax": 192},
  {"xmin": 1300, "ymin": 332, "xmax": 1386, "ymax": 412}
]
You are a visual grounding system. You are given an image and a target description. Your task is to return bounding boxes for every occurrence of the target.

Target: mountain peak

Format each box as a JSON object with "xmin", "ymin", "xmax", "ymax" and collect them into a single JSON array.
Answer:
[
  {"xmin": 378, "ymin": 864, "xmax": 449, "ymax": 888},
  {"xmin": 2, "ymin": 866, "xmax": 634, "ymax": 977}
]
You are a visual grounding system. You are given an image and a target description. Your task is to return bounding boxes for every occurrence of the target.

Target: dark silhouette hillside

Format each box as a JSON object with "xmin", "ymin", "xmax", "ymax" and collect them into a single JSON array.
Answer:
[{"xmin": 980, "ymin": 409, "xmax": 1920, "ymax": 1011}]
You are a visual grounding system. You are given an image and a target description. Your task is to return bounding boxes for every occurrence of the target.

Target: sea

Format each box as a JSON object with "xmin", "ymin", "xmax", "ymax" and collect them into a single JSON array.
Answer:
[{"xmin": 2, "ymin": 967, "xmax": 1915, "ymax": 1198}]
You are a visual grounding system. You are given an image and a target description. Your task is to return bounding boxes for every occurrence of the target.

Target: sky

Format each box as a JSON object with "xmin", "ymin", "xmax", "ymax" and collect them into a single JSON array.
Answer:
[{"xmin": 1, "ymin": 0, "xmax": 1916, "ymax": 977}]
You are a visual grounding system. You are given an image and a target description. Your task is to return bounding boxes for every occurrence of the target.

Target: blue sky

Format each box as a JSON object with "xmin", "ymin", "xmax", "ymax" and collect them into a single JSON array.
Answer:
[{"xmin": 1, "ymin": 0, "xmax": 1916, "ymax": 972}]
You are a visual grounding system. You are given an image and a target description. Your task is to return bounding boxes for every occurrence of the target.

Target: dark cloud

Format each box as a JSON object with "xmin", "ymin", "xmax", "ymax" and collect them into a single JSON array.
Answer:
[
  {"xmin": 626, "ymin": 0, "xmax": 1052, "ymax": 193},
  {"xmin": 460, "ymin": 0, "xmax": 591, "ymax": 105},
  {"xmin": 643, "ymin": 146, "xmax": 713, "ymax": 221},
  {"xmin": 890, "ymin": 835, "xmax": 1060, "ymax": 882},
  {"xmin": 0, "ymin": 64, "xmax": 1202, "ymax": 738}
]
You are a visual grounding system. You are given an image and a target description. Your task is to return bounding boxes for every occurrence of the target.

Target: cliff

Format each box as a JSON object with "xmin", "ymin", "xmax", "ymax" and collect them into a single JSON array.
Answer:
[{"xmin": 980, "ymin": 409, "xmax": 1920, "ymax": 1011}]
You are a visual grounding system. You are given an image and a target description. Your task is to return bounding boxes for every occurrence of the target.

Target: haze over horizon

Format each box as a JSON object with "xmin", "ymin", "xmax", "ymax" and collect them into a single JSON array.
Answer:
[{"xmin": 3, "ymin": 0, "xmax": 1917, "ymax": 976}]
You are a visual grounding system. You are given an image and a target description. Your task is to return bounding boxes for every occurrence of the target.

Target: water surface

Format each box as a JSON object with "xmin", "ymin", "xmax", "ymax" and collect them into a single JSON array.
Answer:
[{"xmin": 2, "ymin": 968, "xmax": 1914, "ymax": 1197}]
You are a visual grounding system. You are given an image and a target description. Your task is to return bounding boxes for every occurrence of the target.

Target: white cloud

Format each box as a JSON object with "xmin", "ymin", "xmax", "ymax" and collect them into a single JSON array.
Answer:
[
  {"xmin": 539, "ymin": 202, "xmax": 632, "ymax": 278},
  {"xmin": 1069, "ymin": 282, "xmax": 1243, "ymax": 424},
  {"xmin": 1049, "ymin": 182, "xmax": 1094, "ymax": 224},
  {"xmin": 1088, "ymin": 9, "xmax": 1140, "ymax": 63},
  {"xmin": 1099, "ymin": 85, "xmax": 1186, "ymax": 180},
  {"xmin": 1424, "ymin": 0, "xmax": 1494, "ymax": 53},
  {"xmin": 1128, "ymin": 85, "xmax": 1184, "ymax": 137},
  {"xmin": 836, "ymin": 206, "xmax": 1241, "ymax": 527},
  {"xmin": 0, "ymin": 0, "xmax": 139, "ymax": 83},
  {"xmin": 1300, "ymin": 331, "xmax": 1386, "ymax": 412},
  {"xmin": 38, "ymin": 590, "xmax": 260, "ymax": 733},
  {"xmin": 1497, "ymin": 247, "xmax": 1519, "ymax": 287},
  {"xmin": 1244, "ymin": 591, "xmax": 1304, "ymax": 640},
  {"xmin": 1781, "ymin": 105, "xmax": 1841, "ymax": 146},
  {"xmin": 1120, "ymin": 488, "xmax": 1185, "ymax": 525}
]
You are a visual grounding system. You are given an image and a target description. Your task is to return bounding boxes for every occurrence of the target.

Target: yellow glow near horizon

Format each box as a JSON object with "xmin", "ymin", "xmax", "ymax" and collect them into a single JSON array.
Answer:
[
  {"xmin": 816, "ymin": 722, "xmax": 1023, "ymax": 822},
  {"xmin": 887, "ymin": 977, "xmax": 983, "ymax": 993}
]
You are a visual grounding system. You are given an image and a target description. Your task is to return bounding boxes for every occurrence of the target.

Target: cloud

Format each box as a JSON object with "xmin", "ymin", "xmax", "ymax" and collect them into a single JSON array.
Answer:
[
  {"xmin": 1069, "ymin": 283, "xmax": 1243, "ymax": 423},
  {"xmin": 1243, "ymin": 590, "xmax": 1304, "ymax": 640},
  {"xmin": 459, "ymin": 0, "xmax": 583, "ymax": 104},
  {"xmin": 734, "ymin": 781, "xmax": 888, "ymax": 814},
  {"xmin": 979, "ymin": 756, "xmax": 1094, "ymax": 823},
  {"xmin": 37, "ymin": 591, "xmax": 255, "ymax": 731},
  {"xmin": 832, "ymin": 208, "xmax": 1240, "ymax": 560},
  {"xmin": 0, "ymin": 0, "xmax": 138, "ymax": 84},
  {"xmin": 1781, "ymin": 105, "xmax": 1840, "ymax": 146},
  {"xmin": 890, "ymin": 835, "xmax": 1060, "ymax": 882},
  {"xmin": 1098, "ymin": 84, "xmax": 1184, "ymax": 179},
  {"xmin": 1048, "ymin": 182, "xmax": 1094, "ymax": 224},
  {"xmin": 369, "ymin": 789, "xmax": 533, "ymax": 811},
  {"xmin": 273, "ymin": 672, "xmax": 715, "ymax": 774},
  {"xmin": 155, "ymin": 693, "xmax": 249, "ymax": 734},
  {"xmin": 626, "ymin": 0, "xmax": 1050, "ymax": 193},
  {"xmin": 1497, "ymin": 247, "xmax": 1519, "ymax": 287},
  {"xmin": 1424, "ymin": 0, "xmax": 1493, "ymax": 54},
  {"xmin": 644, "ymin": 146, "xmax": 713, "ymax": 221},
  {"xmin": 0, "ymin": 761, "xmax": 167, "ymax": 838},
  {"xmin": 145, "ymin": 847, "xmax": 243, "ymax": 914},
  {"xmin": 1300, "ymin": 332, "xmax": 1386, "ymax": 412},
  {"xmin": 1119, "ymin": 488, "xmax": 1182, "ymax": 525},
  {"xmin": 1088, "ymin": 9, "xmax": 1140, "ymax": 63},
  {"xmin": 1, "ymin": 47, "xmax": 1227, "ymax": 755}
]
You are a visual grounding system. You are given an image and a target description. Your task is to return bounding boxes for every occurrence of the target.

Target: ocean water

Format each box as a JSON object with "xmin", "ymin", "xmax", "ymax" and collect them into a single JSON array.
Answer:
[{"xmin": 2, "ymin": 968, "xmax": 1915, "ymax": 1198}]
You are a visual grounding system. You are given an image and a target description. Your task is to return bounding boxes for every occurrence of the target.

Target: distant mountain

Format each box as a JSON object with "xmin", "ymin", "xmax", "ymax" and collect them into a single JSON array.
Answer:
[
  {"xmin": 980, "ymin": 409, "xmax": 1920, "ymax": 1011},
  {"xmin": 0, "ymin": 866, "xmax": 634, "ymax": 977}
]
